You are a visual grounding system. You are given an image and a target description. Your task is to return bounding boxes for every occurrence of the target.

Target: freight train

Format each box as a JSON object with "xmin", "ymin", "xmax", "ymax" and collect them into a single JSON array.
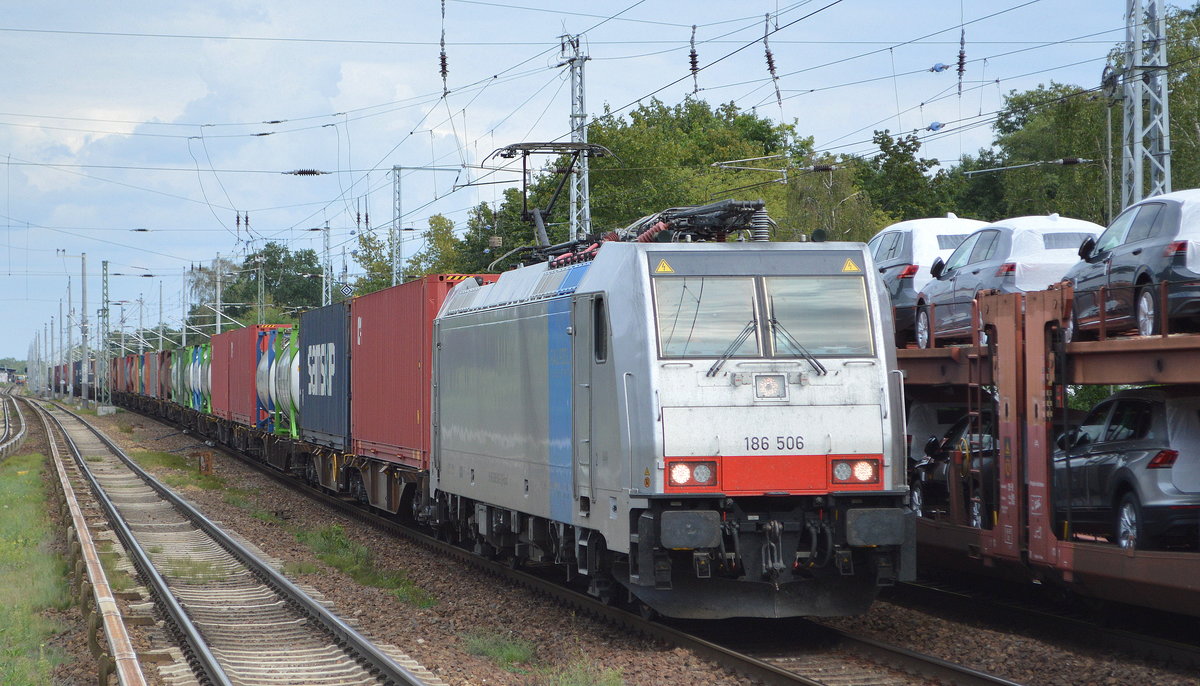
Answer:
[{"xmin": 108, "ymin": 200, "xmax": 915, "ymax": 619}]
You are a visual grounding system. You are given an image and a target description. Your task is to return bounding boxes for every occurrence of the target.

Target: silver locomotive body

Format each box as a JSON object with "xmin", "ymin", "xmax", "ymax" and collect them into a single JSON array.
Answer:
[{"xmin": 431, "ymin": 241, "xmax": 913, "ymax": 618}]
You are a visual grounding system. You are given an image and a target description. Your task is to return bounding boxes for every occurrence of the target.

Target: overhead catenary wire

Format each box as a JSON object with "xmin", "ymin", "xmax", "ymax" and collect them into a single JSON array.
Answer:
[{"xmin": 2, "ymin": 1, "xmax": 1142, "ymax": 314}]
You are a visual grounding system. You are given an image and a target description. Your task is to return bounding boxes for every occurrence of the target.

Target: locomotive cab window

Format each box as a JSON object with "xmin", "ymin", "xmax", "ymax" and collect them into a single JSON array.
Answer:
[
  {"xmin": 765, "ymin": 276, "xmax": 873, "ymax": 356},
  {"xmin": 653, "ymin": 276, "xmax": 760, "ymax": 358}
]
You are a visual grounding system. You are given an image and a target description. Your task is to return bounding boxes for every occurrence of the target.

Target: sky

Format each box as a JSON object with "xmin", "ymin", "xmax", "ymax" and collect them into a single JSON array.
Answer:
[{"xmin": 2, "ymin": 0, "xmax": 1128, "ymax": 361}]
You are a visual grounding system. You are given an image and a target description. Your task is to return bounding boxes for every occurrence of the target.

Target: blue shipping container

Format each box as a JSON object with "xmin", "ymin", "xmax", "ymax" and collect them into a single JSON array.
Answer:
[{"xmin": 299, "ymin": 301, "xmax": 351, "ymax": 449}]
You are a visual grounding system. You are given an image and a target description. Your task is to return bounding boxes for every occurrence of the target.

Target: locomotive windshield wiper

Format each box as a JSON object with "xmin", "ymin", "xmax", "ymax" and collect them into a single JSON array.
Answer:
[
  {"xmin": 706, "ymin": 319, "xmax": 757, "ymax": 377},
  {"xmin": 769, "ymin": 318, "xmax": 828, "ymax": 376}
]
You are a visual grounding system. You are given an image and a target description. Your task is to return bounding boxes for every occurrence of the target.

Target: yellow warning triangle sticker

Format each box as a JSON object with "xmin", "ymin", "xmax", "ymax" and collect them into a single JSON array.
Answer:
[
  {"xmin": 655, "ymin": 259, "xmax": 675, "ymax": 274},
  {"xmin": 841, "ymin": 258, "xmax": 861, "ymax": 273}
]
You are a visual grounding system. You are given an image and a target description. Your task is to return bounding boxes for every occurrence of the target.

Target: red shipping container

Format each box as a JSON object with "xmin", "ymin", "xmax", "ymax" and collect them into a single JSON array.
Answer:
[
  {"xmin": 350, "ymin": 274, "xmax": 495, "ymax": 470},
  {"xmin": 212, "ymin": 325, "xmax": 291, "ymax": 426}
]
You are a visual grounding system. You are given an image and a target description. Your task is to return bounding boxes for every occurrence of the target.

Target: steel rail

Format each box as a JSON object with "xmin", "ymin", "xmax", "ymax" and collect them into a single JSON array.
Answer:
[
  {"xmin": 815, "ymin": 623, "xmax": 1024, "ymax": 686},
  {"xmin": 52, "ymin": 402, "xmax": 429, "ymax": 686},
  {"xmin": 28, "ymin": 399, "xmax": 149, "ymax": 686},
  {"xmin": 891, "ymin": 580, "xmax": 1200, "ymax": 671},
  {"xmin": 0, "ymin": 390, "xmax": 28, "ymax": 458}
]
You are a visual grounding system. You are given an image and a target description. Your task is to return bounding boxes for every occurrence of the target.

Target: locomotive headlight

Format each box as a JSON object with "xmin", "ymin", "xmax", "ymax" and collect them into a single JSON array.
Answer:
[
  {"xmin": 832, "ymin": 458, "xmax": 880, "ymax": 485},
  {"xmin": 667, "ymin": 461, "xmax": 718, "ymax": 488},
  {"xmin": 669, "ymin": 463, "xmax": 693, "ymax": 486},
  {"xmin": 832, "ymin": 461, "xmax": 853, "ymax": 482},
  {"xmin": 754, "ymin": 373, "xmax": 787, "ymax": 399},
  {"xmin": 852, "ymin": 460, "xmax": 876, "ymax": 482}
]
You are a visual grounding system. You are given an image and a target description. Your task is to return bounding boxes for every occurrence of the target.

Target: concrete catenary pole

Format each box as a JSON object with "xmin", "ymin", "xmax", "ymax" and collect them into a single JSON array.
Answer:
[{"xmin": 81, "ymin": 253, "xmax": 89, "ymax": 408}]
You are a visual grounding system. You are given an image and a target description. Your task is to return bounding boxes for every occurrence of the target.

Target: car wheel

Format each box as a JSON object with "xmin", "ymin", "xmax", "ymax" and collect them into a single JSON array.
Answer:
[
  {"xmin": 1136, "ymin": 286, "xmax": 1160, "ymax": 336},
  {"xmin": 909, "ymin": 481, "xmax": 925, "ymax": 517},
  {"xmin": 968, "ymin": 496, "xmax": 984, "ymax": 529},
  {"xmin": 1115, "ymin": 491, "xmax": 1155, "ymax": 550},
  {"xmin": 916, "ymin": 307, "xmax": 932, "ymax": 349}
]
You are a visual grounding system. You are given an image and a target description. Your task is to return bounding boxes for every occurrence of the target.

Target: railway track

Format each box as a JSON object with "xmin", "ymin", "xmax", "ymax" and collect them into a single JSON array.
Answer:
[
  {"xmin": 38, "ymin": 401, "xmax": 442, "ymax": 686},
  {"xmin": 0, "ymin": 387, "xmax": 28, "ymax": 458},
  {"xmin": 127, "ymin": 409, "xmax": 1023, "ymax": 685}
]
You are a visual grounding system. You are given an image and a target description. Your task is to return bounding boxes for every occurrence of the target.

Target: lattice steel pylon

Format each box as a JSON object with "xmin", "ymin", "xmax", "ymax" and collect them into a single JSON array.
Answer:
[
  {"xmin": 99, "ymin": 259, "xmax": 110, "ymax": 405},
  {"xmin": 1122, "ymin": 0, "xmax": 1172, "ymax": 208},
  {"xmin": 560, "ymin": 35, "xmax": 591, "ymax": 240}
]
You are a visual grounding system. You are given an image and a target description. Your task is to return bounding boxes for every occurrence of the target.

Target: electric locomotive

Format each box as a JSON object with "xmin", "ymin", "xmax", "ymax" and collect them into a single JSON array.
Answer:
[{"xmin": 429, "ymin": 201, "xmax": 914, "ymax": 618}]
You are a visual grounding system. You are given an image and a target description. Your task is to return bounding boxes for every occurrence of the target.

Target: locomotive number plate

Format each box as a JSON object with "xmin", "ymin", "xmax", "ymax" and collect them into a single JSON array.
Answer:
[{"xmin": 743, "ymin": 435, "xmax": 805, "ymax": 451}]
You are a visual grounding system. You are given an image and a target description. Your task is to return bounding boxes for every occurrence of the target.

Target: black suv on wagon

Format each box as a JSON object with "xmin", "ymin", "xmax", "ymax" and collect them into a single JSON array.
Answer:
[{"xmin": 1065, "ymin": 189, "xmax": 1200, "ymax": 338}]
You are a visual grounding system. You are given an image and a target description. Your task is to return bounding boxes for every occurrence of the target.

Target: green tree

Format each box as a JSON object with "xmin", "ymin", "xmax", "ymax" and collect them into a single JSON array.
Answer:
[
  {"xmin": 350, "ymin": 229, "xmax": 396, "ymax": 295},
  {"xmin": 405, "ymin": 214, "xmax": 464, "ymax": 276},
  {"xmin": 185, "ymin": 255, "xmax": 239, "ymax": 341},
  {"xmin": 586, "ymin": 98, "xmax": 797, "ymax": 230},
  {"xmin": 223, "ymin": 242, "xmax": 322, "ymax": 318},
  {"xmin": 853, "ymin": 130, "xmax": 953, "ymax": 222},
  {"xmin": 455, "ymin": 200, "xmax": 528, "ymax": 273},
  {"xmin": 989, "ymin": 83, "xmax": 1111, "ymax": 223},
  {"xmin": 946, "ymin": 149, "xmax": 1010, "ymax": 222},
  {"xmin": 782, "ymin": 159, "xmax": 891, "ymax": 243}
]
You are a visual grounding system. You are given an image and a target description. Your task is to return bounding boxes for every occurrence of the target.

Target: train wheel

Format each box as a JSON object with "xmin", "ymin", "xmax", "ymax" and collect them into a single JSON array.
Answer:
[{"xmin": 636, "ymin": 599, "xmax": 659, "ymax": 621}]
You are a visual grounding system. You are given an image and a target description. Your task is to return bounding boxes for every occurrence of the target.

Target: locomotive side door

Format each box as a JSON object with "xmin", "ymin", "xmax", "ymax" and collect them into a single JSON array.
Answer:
[
  {"xmin": 571, "ymin": 293, "xmax": 601, "ymax": 515},
  {"xmin": 571, "ymin": 294, "xmax": 594, "ymax": 512}
]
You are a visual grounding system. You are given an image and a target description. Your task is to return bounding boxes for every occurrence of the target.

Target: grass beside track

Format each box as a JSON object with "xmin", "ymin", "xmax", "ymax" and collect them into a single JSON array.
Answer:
[
  {"xmin": 0, "ymin": 453, "xmax": 73, "ymax": 684},
  {"xmin": 296, "ymin": 525, "xmax": 437, "ymax": 608},
  {"xmin": 462, "ymin": 629, "xmax": 624, "ymax": 684}
]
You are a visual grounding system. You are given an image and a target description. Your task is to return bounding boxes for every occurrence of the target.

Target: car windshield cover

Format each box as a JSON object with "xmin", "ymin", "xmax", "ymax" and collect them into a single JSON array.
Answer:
[
  {"xmin": 936, "ymin": 234, "xmax": 969, "ymax": 250},
  {"xmin": 654, "ymin": 276, "xmax": 759, "ymax": 357},
  {"xmin": 765, "ymin": 276, "xmax": 874, "ymax": 356},
  {"xmin": 1042, "ymin": 232, "xmax": 1095, "ymax": 250}
]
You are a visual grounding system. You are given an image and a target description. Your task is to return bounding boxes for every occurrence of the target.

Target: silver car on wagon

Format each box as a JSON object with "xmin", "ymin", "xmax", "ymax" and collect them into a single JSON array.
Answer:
[{"xmin": 1054, "ymin": 386, "xmax": 1200, "ymax": 550}]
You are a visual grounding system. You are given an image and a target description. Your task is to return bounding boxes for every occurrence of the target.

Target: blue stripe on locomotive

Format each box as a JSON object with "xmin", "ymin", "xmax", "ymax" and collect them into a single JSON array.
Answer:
[
  {"xmin": 547, "ymin": 296, "xmax": 573, "ymax": 524},
  {"xmin": 559, "ymin": 264, "xmax": 588, "ymax": 292}
]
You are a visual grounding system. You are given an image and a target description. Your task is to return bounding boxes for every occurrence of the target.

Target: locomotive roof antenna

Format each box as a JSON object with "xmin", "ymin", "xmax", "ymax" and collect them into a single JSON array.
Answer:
[{"xmin": 490, "ymin": 142, "xmax": 614, "ymax": 248}]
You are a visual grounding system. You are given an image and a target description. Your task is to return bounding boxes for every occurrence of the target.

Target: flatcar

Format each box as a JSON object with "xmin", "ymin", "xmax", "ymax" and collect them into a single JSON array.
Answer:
[{"xmin": 108, "ymin": 200, "xmax": 914, "ymax": 619}]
